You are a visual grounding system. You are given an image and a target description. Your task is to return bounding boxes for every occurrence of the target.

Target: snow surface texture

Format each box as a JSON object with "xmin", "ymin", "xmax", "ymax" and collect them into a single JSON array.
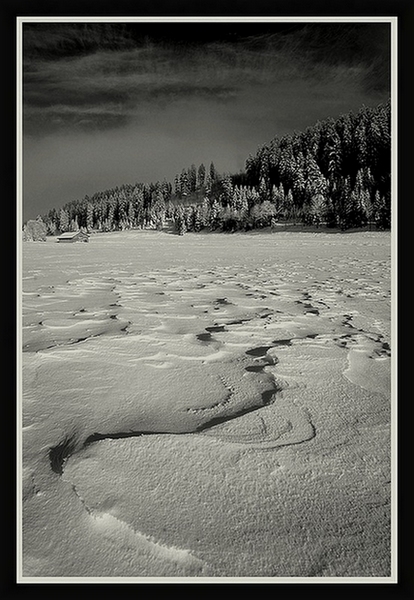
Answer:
[{"xmin": 21, "ymin": 230, "xmax": 392, "ymax": 579}]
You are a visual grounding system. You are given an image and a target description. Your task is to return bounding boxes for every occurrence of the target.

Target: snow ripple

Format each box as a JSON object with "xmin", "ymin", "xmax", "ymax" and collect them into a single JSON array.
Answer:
[{"xmin": 68, "ymin": 482, "xmax": 207, "ymax": 574}]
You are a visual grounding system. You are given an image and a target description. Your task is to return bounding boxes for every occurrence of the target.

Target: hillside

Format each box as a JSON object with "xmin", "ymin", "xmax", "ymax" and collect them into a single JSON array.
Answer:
[{"xmin": 38, "ymin": 101, "xmax": 391, "ymax": 237}]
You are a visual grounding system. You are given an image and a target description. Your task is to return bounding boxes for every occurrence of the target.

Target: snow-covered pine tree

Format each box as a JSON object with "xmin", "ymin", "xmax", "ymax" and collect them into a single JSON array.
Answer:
[
  {"xmin": 59, "ymin": 208, "xmax": 70, "ymax": 233},
  {"xmin": 197, "ymin": 163, "xmax": 206, "ymax": 190}
]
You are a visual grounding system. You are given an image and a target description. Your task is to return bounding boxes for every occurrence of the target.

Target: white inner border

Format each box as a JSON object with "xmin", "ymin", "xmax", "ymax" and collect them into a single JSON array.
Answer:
[{"xmin": 16, "ymin": 15, "xmax": 398, "ymax": 585}]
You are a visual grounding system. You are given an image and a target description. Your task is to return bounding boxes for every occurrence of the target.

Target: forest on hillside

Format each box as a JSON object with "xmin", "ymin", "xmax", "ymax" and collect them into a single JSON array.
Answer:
[{"xmin": 26, "ymin": 101, "xmax": 391, "ymax": 240}]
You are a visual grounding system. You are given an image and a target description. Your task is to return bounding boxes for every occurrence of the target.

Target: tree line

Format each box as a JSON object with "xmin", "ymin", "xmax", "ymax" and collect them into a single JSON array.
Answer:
[{"xmin": 29, "ymin": 100, "xmax": 391, "ymax": 239}]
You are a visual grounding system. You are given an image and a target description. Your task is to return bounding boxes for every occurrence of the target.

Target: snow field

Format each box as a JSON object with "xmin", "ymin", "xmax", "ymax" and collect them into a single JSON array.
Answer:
[{"xmin": 21, "ymin": 230, "xmax": 392, "ymax": 578}]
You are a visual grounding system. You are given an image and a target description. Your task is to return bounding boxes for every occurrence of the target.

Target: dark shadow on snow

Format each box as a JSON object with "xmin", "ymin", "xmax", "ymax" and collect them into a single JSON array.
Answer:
[{"xmin": 49, "ymin": 434, "xmax": 78, "ymax": 475}]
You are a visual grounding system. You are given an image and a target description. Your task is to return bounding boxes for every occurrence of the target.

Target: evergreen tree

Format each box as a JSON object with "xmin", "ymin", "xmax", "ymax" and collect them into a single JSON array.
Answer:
[
  {"xmin": 372, "ymin": 190, "xmax": 381, "ymax": 228},
  {"xmin": 106, "ymin": 202, "xmax": 115, "ymax": 231},
  {"xmin": 274, "ymin": 183, "xmax": 285, "ymax": 211},
  {"xmin": 209, "ymin": 199, "xmax": 222, "ymax": 230},
  {"xmin": 249, "ymin": 201, "xmax": 276, "ymax": 229},
  {"xmin": 179, "ymin": 169, "xmax": 190, "ymax": 197},
  {"xmin": 59, "ymin": 208, "xmax": 70, "ymax": 232},
  {"xmin": 178, "ymin": 210, "xmax": 187, "ymax": 236},
  {"xmin": 174, "ymin": 174, "xmax": 181, "ymax": 197},
  {"xmin": 231, "ymin": 187, "xmax": 241, "ymax": 211},
  {"xmin": 324, "ymin": 130, "xmax": 342, "ymax": 181},
  {"xmin": 355, "ymin": 117, "xmax": 368, "ymax": 169},
  {"xmin": 309, "ymin": 194, "xmax": 326, "ymax": 227},
  {"xmin": 258, "ymin": 177, "xmax": 270, "ymax": 203},
  {"xmin": 335, "ymin": 176, "xmax": 351, "ymax": 229},
  {"xmin": 245, "ymin": 154, "xmax": 260, "ymax": 186},
  {"xmin": 151, "ymin": 190, "xmax": 166, "ymax": 230},
  {"xmin": 86, "ymin": 202, "xmax": 94, "ymax": 232},
  {"xmin": 197, "ymin": 164, "xmax": 206, "ymax": 190},
  {"xmin": 283, "ymin": 189, "xmax": 294, "ymax": 220},
  {"xmin": 193, "ymin": 206, "xmax": 204, "ymax": 232},
  {"xmin": 278, "ymin": 144, "xmax": 296, "ymax": 191},
  {"xmin": 70, "ymin": 216, "xmax": 79, "ymax": 231},
  {"xmin": 127, "ymin": 198, "xmax": 135, "ymax": 228},
  {"xmin": 304, "ymin": 154, "xmax": 327, "ymax": 204},
  {"xmin": 132, "ymin": 186, "xmax": 145, "ymax": 228},
  {"xmin": 46, "ymin": 219, "xmax": 57, "ymax": 236},
  {"xmin": 188, "ymin": 164, "xmax": 197, "ymax": 193},
  {"xmin": 246, "ymin": 187, "xmax": 260, "ymax": 211},
  {"xmin": 221, "ymin": 175, "xmax": 234, "ymax": 206},
  {"xmin": 200, "ymin": 197, "xmax": 211, "ymax": 226},
  {"xmin": 204, "ymin": 171, "xmax": 212, "ymax": 197},
  {"xmin": 238, "ymin": 187, "xmax": 249, "ymax": 216},
  {"xmin": 117, "ymin": 189, "xmax": 128, "ymax": 226},
  {"xmin": 374, "ymin": 193, "xmax": 391, "ymax": 229},
  {"xmin": 209, "ymin": 162, "xmax": 217, "ymax": 182},
  {"xmin": 293, "ymin": 168, "xmax": 306, "ymax": 206},
  {"xmin": 184, "ymin": 206, "xmax": 194, "ymax": 231},
  {"xmin": 324, "ymin": 196, "xmax": 337, "ymax": 228}
]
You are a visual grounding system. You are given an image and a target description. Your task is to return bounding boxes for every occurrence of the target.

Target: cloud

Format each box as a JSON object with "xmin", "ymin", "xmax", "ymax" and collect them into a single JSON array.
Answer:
[{"xmin": 23, "ymin": 24, "xmax": 390, "ymax": 135}]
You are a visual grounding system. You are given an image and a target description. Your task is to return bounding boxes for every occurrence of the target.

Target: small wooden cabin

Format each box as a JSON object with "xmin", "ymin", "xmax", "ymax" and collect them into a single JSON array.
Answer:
[{"xmin": 57, "ymin": 231, "xmax": 89, "ymax": 243}]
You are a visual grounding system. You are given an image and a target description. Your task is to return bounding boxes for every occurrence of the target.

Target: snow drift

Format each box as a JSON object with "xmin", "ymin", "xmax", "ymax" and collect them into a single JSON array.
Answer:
[{"xmin": 20, "ymin": 230, "xmax": 392, "ymax": 579}]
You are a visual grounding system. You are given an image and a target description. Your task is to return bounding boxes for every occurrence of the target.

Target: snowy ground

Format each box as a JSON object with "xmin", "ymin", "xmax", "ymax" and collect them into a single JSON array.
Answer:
[{"xmin": 19, "ymin": 229, "xmax": 393, "ymax": 580}]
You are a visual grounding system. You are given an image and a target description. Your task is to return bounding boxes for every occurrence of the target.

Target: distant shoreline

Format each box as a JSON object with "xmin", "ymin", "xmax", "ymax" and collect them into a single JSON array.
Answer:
[{"xmin": 36, "ymin": 224, "xmax": 392, "ymax": 243}]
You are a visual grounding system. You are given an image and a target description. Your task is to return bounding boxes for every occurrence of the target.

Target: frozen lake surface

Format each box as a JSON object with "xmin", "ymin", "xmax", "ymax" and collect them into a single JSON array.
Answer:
[{"xmin": 20, "ymin": 229, "xmax": 393, "ymax": 579}]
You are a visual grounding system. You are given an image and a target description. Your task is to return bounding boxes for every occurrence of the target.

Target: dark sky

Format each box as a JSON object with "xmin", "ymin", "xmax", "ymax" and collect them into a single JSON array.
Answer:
[{"xmin": 22, "ymin": 21, "xmax": 391, "ymax": 220}]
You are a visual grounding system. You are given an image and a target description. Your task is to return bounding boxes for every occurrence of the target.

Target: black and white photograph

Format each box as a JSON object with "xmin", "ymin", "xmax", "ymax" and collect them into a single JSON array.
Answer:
[{"xmin": 17, "ymin": 15, "xmax": 397, "ymax": 582}]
